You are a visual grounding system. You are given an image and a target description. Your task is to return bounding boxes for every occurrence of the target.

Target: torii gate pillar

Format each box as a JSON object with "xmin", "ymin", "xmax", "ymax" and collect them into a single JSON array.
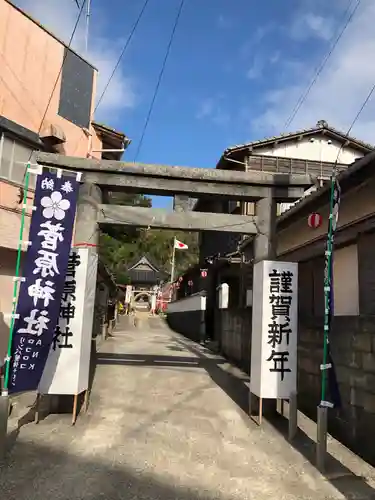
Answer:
[
  {"xmin": 250, "ymin": 192, "xmax": 278, "ymax": 419},
  {"xmin": 47, "ymin": 183, "xmax": 102, "ymax": 416},
  {"xmin": 74, "ymin": 183, "xmax": 102, "ymax": 248},
  {"xmin": 254, "ymin": 191, "xmax": 277, "ymax": 262}
]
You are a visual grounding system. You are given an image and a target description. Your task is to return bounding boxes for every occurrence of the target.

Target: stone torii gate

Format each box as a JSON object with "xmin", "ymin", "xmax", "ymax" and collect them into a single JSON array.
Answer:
[
  {"xmin": 36, "ymin": 152, "xmax": 315, "ymax": 266},
  {"xmin": 0, "ymin": 152, "xmax": 317, "ymax": 457}
]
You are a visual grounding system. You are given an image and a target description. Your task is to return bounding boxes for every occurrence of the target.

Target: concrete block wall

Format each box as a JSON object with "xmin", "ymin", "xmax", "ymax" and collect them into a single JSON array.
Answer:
[
  {"xmin": 298, "ymin": 315, "xmax": 375, "ymax": 465},
  {"xmin": 167, "ymin": 293, "xmax": 206, "ymax": 343},
  {"xmin": 215, "ymin": 308, "xmax": 252, "ymax": 373},
  {"xmin": 214, "ymin": 305, "xmax": 375, "ymax": 465}
]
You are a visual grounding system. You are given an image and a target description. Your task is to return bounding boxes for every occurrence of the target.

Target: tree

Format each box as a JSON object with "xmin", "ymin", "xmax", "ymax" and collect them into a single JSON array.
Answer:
[
  {"xmin": 99, "ymin": 194, "xmax": 199, "ymax": 284},
  {"xmin": 102, "ymin": 192, "xmax": 152, "ymax": 240}
]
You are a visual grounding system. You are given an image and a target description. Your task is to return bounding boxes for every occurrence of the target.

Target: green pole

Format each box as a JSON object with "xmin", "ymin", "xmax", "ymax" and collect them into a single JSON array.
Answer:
[
  {"xmin": 2, "ymin": 163, "xmax": 31, "ymax": 395},
  {"xmin": 321, "ymin": 175, "xmax": 335, "ymax": 404}
]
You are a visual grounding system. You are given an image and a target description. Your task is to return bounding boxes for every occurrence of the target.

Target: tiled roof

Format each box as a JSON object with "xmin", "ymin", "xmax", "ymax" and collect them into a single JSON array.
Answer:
[
  {"xmin": 277, "ymin": 150, "xmax": 375, "ymax": 222},
  {"xmin": 127, "ymin": 255, "xmax": 160, "ymax": 273},
  {"xmin": 224, "ymin": 121, "xmax": 374, "ymax": 156},
  {"xmin": 92, "ymin": 121, "xmax": 128, "ymax": 140},
  {"xmin": 238, "ymin": 149, "xmax": 375, "ymax": 251}
]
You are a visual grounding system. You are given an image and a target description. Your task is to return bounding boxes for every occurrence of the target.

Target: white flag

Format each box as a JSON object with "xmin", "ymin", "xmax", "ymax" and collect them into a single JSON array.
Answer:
[{"xmin": 174, "ymin": 239, "xmax": 188, "ymax": 250}]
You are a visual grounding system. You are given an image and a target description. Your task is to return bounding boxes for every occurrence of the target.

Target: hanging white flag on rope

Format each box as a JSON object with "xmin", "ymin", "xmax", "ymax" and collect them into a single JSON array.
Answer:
[{"xmin": 174, "ymin": 239, "xmax": 188, "ymax": 250}]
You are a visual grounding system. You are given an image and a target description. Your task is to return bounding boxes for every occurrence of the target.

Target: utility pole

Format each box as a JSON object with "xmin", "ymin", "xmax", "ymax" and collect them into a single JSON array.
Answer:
[{"xmin": 85, "ymin": 0, "xmax": 91, "ymax": 55}]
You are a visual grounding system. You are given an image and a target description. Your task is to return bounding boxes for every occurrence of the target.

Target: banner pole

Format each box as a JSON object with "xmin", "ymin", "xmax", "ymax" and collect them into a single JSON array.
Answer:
[
  {"xmin": 317, "ymin": 172, "xmax": 336, "ymax": 471},
  {"xmin": 170, "ymin": 237, "xmax": 176, "ymax": 283},
  {"xmin": 321, "ymin": 175, "xmax": 335, "ymax": 404},
  {"xmin": 2, "ymin": 163, "xmax": 31, "ymax": 395}
]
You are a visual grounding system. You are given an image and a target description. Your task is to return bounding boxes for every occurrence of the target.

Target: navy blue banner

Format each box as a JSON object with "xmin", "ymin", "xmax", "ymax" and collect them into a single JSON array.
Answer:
[{"xmin": 9, "ymin": 169, "xmax": 79, "ymax": 393}]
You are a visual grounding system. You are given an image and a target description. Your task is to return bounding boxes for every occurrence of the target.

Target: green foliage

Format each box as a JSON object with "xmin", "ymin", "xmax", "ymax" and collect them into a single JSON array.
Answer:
[{"xmin": 99, "ymin": 194, "xmax": 199, "ymax": 284}]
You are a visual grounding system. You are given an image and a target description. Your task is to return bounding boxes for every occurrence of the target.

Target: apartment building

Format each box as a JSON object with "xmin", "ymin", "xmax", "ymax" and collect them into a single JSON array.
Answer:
[{"xmin": 0, "ymin": 0, "xmax": 129, "ymax": 357}]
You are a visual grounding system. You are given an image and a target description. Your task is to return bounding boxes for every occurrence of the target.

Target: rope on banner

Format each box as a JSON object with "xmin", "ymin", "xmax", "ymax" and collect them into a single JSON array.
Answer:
[
  {"xmin": 2, "ymin": 163, "xmax": 31, "ymax": 395},
  {"xmin": 15, "ymin": 162, "xmax": 83, "ymax": 182},
  {"xmin": 73, "ymin": 243, "xmax": 98, "ymax": 247}
]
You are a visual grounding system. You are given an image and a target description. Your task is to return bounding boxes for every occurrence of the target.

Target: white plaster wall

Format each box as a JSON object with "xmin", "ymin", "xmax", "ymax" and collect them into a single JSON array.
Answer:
[
  {"xmin": 167, "ymin": 293, "xmax": 206, "ymax": 313},
  {"xmin": 333, "ymin": 244, "xmax": 359, "ymax": 316},
  {"xmin": 218, "ymin": 283, "xmax": 229, "ymax": 309},
  {"xmin": 255, "ymin": 137, "xmax": 363, "ymax": 164}
]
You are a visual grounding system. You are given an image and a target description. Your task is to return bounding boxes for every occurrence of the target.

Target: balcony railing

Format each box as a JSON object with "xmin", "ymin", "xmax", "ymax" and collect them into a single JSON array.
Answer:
[{"xmin": 246, "ymin": 154, "xmax": 347, "ymax": 177}]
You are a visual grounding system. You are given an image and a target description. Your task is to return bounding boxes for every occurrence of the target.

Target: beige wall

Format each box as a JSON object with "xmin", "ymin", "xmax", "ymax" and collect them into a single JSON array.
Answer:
[
  {"xmin": 255, "ymin": 137, "xmax": 363, "ymax": 164},
  {"xmin": 0, "ymin": 0, "xmax": 102, "ymax": 157},
  {"xmin": 333, "ymin": 244, "xmax": 359, "ymax": 316},
  {"xmin": 0, "ymin": 247, "xmax": 17, "ymax": 359},
  {"xmin": 0, "ymin": 0, "xmax": 108, "ymax": 355},
  {"xmin": 0, "ymin": 181, "xmax": 33, "ymax": 250},
  {"xmin": 278, "ymin": 177, "xmax": 375, "ymax": 318},
  {"xmin": 278, "ymin": 177, "xmax": 375, "ymax": 256}
]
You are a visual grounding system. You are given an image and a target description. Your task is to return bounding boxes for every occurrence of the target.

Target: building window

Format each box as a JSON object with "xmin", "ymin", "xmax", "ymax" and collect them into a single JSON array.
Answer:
[
  {"xmin": 58, "ymin": 48, "xmax": 94, "ymax": 129},
  {"xmin": 0, "ymin": 133, "xmax": 37, "ymax": 188}
]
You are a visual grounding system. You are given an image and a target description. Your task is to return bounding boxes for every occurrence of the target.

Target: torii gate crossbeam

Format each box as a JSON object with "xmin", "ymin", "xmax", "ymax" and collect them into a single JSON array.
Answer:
[{"xmin": 36, "ymin": 153, "xmax": 316, "ymax": 202}]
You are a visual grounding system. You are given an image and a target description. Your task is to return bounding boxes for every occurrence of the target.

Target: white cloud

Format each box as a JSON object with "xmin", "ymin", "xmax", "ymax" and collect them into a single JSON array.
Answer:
[
  {"xmin": 196, "ymin": 98, "xmax": 214, "ymax": 119},
  {"xmin": 246, "ymin": 53, "xmax": 280, "ymax": 80},
  {"xmin": 290, "ymin": 13, "xmax": 335, "ymax": 41},
  {"xmin": 196, "ymin": 97, "xmax": 230, "ymax": 126},
  {"xmin": 217, "ymin": 14, "xmax": 232, "ymax": 29},
  {"xmin": 246, "ymin": 58, "xmax": 263, "ymax": 80},
  {"xmin": 14, "ymin": 0, "xmax": 137, "ymax": 120},
  {"xmin": 251, "ymin": 0, "xmax": 375, "ymax": 144},
  {"xmin": 239, "ymin": 23, "xmax": 276, "ymax": 60},
  {"xmin": 269, "ymin": 51, "xmax": 280, "ymax": 64}
]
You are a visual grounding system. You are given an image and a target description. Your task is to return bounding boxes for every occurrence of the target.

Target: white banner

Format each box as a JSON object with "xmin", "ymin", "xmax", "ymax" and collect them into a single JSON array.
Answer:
[
  {"xmin": 38, "ymin": 248, "xmax": 98, "ymax": 395},
  {"xmin": 125, "ymin": 285, "xmax": 132, "ymax": 303},
  {"xmin": 250, "ymin": 260, "xmax": 298, "ymax": 399},
  {"xmin": 218, "ymin": 283, "xmax": 229, "ymax": 309},
  {"xmin": 150, "ymin": 294, "xmax": 156, "ymax": 311}
]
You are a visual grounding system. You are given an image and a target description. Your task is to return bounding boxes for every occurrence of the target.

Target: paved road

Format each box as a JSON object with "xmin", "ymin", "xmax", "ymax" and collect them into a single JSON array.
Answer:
[{"xmin": 1, "ymin": 318, "xmax": 375, "ymax": 499}]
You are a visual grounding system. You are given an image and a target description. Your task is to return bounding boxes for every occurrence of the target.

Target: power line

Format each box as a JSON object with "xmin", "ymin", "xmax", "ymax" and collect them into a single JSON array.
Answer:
[
  {"xmin": 345, "ymin": 84, "xmax": 375, "ymax": 139},
  {"xmin": 36, "ymin": 0, "xmax": 87, "ymax": 139},
  {"xmin": 18, "ymin": 0, "xmax": 87, "ymax": 197},
  {"xmin": 94, "ymin": 0, "xmax": 151, "ymax": 113},
  {"xmin": 333, "ymin": 81, "xmax": 375, "ymax": 169},
  {"xmin": 133, "ymin": 0, "xmax": 185, "ymax": 161},
  {"xmin": 284, "ymin": 0, "xmax": 362, "ymax": 130},
  {"xmin": 0, "ymin": 74, "xmax": 40, "ymax": 127},
  {"xmin": 26, "ymin": 0, "xmax": 87, "ymax": 165},
  {"xmin": 68, "ymin": 0, "xmax": 151, "ymax": 158}
]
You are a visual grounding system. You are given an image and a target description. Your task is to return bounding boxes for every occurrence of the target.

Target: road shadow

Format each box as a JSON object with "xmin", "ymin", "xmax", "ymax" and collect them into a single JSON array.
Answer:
[
  {"xmin": 5, "ymin": 395, "xmax": 39, "ymax": 455},
  {"xmin": 97, "ymin": 352, "xmax": 225, "ymax": 370},
  {"xmin": 6, "ymin": 337, "xmax": 100, "ymax": 452},
  {"xmin": 169, "ymin": 332, "xmax": 375, "ymax": 500},
  {"xmin": 271, "ymin": 414, "xmax": 375, "ymax": 499},
  {"xmin": 173, "ymin": 337, "xmax": 250, "ymax": 415},
  {"xmin": 0, "ymin": 439, "xmax": 219, "ymax": 500}
]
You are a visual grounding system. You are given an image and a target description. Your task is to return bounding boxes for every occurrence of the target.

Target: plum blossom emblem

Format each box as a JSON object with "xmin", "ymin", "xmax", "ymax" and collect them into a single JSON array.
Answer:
[{"xmin": 40, "ymin": 191, "xmax": 70, "ymax": 221}]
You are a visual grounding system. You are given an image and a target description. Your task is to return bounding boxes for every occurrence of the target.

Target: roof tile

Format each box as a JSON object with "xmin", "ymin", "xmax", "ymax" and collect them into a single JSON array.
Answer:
[{"xmin": 224, "ymin": 123, "xmax": 374, "ymax": 155}]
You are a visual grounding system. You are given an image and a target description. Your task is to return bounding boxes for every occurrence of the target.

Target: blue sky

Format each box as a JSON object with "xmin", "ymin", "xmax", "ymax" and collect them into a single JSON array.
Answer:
[
  {"xmin": 15, "ymin": 0, "xmax": 375, "ymax": 207},
  {"xmin": 80, "ymin": 0, "xmax": 345, "ymax": 167}
]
